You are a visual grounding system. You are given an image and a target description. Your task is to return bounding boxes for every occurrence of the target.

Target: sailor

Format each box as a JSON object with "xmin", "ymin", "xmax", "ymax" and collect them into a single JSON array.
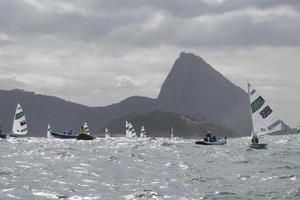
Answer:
[
  {"xmin": 252, "ymin": 135, "xmax": 259, "ymax": 144},
  {"xmin": 204, "ymin": 133, "xmax": 212, "ymax": 142},
  {"xmin": 211, "ymin": 135, "xmax": 217, "ymax": 142},
  {"xmin": 80, "ymin": 126, "xmax": 84, "ymax": 134}
]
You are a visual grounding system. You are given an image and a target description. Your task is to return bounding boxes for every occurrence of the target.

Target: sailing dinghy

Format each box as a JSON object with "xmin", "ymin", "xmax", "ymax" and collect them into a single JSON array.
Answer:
[
  {"xmin": 1, "ymin": 103, "xmax": 29, "ymax": 138},
  {"xmin": 76, "ymin": 122, "xmax": 95, "ymax": 140},
  {"xmin": 0, "ymin": 125, "xmax": 6, "ymax": 139},
  {"xmin": 140, "ymin": 126, "xmax": 147, "ymax": 138},
  {"xmin": 248, "ymin": 80, "xmax": 284, "ymax": 149},
  {"xmin": 105, "ymin": 128, "xmax": 111, "ymax": 138},
  {"xmin": 47, "ymin": 124, "xmax": 53, "ymax": 138},
  {"xmin": 125, "ymin": 121, "xmax": 137, "ymax": 138},
  {"xmin": 170, "ymin": 127, "xmax": 174, "ymax": 139},
  {"xmin": 10, "ymin": 103, "xmax": 28, "ymax": 137}
]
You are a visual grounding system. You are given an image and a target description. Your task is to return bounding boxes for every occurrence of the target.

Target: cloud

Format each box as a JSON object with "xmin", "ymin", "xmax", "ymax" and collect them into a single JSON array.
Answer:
[
  {"xmin": 0, "ymin": 0, "xmax": 299, "ymax": 49},
  {"xmin": 0, "ymin": 0, "xmax": 300, "ymax": 126},
  {"xmin": 0, "ymin": 75, "xmax": 27, "ymax": 89},
  {"xmin": 114, "ymin": 75, "xmax": 143, "ymax": 89}
]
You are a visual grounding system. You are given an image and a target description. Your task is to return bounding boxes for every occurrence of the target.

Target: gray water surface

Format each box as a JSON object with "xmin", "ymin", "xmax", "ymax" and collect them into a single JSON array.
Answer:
[{"xmin": 0, "ymin": 135, "xmax": 299, "ymax": 199}]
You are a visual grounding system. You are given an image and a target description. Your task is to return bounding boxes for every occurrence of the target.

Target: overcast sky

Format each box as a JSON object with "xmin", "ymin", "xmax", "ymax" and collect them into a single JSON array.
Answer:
[{"xmin": 0, "ymin": 0, "xmax": 300, "ymax": 126}]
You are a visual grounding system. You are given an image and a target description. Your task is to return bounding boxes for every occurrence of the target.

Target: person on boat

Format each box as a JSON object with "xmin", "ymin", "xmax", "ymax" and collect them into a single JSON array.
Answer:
[
  {"xmin": 204, "ymin": 133, "xmax": 212, "ymax": 142},
  {"xmin": 80, "ymin": 126, "xmax": 84, "ymax": 134},
  {"xmin": 252, "ymin": 135, "xmax": 259, "ymax": 144},
  {"xmin": 211, "ymin": 135, "xmax": 217, "ymax": 142}
]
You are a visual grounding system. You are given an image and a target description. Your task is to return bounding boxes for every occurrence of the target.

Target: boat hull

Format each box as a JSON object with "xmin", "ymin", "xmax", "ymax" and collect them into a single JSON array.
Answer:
[
  {"xmin": 0, "ymin": 133, "xmax": 28, "ymax": 138},
  {"xmin": 76, "ymin": 133, "xmax": 95, "ymax": 140},
  {"xmin": 249, "ymin": 143, "xmax": 268, "ymax": 149},
  {"xmin": 0, "ymin": 133, "xmax": 7, "ymax": 139},
  {"xmin": 50, "ymin": 132, "xmax": 77, "ymax": 139},
  {"xmin": 195, "ymin": 138, "xmax": 227, "ymax": 145},
  {"xmin": 9, "ymin": 134, "xmax": 27, "ymax": 137}
]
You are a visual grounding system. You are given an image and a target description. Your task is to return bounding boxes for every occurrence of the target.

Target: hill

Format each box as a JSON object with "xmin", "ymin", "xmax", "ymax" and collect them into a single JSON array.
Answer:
[
  {"xmin": 102, "ymin": 111, "xmax": 237, "ymax": 138},
  {"xmin": 158, "ymin": 52, "xmax": 251, "ymax": 135}
]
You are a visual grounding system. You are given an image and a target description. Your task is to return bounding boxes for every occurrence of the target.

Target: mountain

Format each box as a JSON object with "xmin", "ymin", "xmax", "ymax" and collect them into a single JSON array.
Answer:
[
  {"xmin": 158, "ymin": 52, "xmax": 252, "ymax": 135},
  {"xmin": 0, "ymin": 52, "xmax": 256, "ymax": 137},
  {"xmin": 0, "ymin": 90, "xmax": 156, "ymax": 137},
  {"xmin": 103, "ymin": 111, "xmax": 237, "ymax": 138}
]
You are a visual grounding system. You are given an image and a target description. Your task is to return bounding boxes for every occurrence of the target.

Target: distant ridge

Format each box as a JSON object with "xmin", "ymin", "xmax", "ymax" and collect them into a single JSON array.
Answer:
[
  {"xmin": 0, "ymin": 52, "xmax": 261, "ymax": 137},
  {"xmin": 103, "ymin": 111, "xmax": 238, "ymax": 138}
]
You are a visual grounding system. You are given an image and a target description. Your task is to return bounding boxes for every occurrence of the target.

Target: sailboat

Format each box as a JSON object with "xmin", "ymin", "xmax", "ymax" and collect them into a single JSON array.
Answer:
[
  {"xmin": 0, "ymin": 103, "xmax": 29, "ymax": 138},
  {"xmin": 125, "ymin": 121, "xmax": 137, "ymax": 138},
  {"xmin": 125, "ymin": 121, "xmax": 130, "ymax": 137},
  {"xmin": 47, "ymin": 124, "xmax": 52, "ymax": 138},
  {"xmin": 77, "ymin": 122, "xmax": 95, "ymax": 140},
  {"xmin": 105, "ymin": 128, "xmax": 111, "ymax": 138},
  {"xmin": 130, "ymin": 122, "xmax": 137, "ymax": 138},
  {"xmin": 10, "ymin": 103, "xmax": 28, "ymax": 137},
  {"xmin": 140, "ymin": 125, "xmax": 147, "ymax": 138},
  {"xmin": 0, "ymin": 125, "xmax": 6, "ymax": 139},
  {"xmin": 296, "ymin": 123, "xmax": 300, "ymax": 134},
  {"xmin": 170, "ymin": 127, "xmax": 174, "ymax": 139},
  {"xmin": 248, "ymin": 80, "xmax": 284, "ymax": 149}
]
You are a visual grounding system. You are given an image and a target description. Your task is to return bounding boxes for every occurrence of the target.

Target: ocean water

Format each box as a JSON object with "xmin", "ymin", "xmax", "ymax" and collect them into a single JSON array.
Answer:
[{"xmin": 0, "ymin": 135, "xmax": 299, "ymax": 200}]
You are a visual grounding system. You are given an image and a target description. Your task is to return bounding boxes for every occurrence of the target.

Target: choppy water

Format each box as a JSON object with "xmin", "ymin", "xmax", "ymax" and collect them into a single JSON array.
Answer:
[{"xmin": 0, "ymin": 135, "xmax": 300, "ymax": 200}]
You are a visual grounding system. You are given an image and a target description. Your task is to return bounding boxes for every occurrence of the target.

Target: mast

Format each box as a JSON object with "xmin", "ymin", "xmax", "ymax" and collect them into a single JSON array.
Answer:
[{"xmin": 247, "ymin": 79, "xmax": 255, "ymax": 137}]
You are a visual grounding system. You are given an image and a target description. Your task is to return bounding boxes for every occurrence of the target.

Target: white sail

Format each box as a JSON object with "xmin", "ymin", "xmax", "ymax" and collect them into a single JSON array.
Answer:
[
  {"xmin": 125, "ymin": 121, "xmax": 130, "ymax": 137},
  {"xmin": 248, "ymin": 81, "xmax": 283, "ymax": 136},
  {"xmin": 170, "ymin": 127, "xmax": 174, "ymax": 139},
  {"xmin": 83, "ymin": 122, "xmax": 90, "ymax": 135},
  {"xmin": 129, "ymin": 122, "xmax": 137, "ymax": 138},
  {"xmin": 140, "ymin": 125, "xmax": 147, "ymax": 138},
  {"xmin": 125, "ymin": 121, "xmax": 137, "ymax": 138},
  {"xmin": 47, "ymin": 124, "xmax": 52, "ymax": 138},
  {"xmin": 297, "ymin": 123, "xmax": 300, "ymax": 134},
  {"xmin": 12, "ymin": 103, "xmax": 28, "ymax": 135},
  {"xmin": 105, "ymin": 128, "xmax": 110, "ymax": 138}
]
